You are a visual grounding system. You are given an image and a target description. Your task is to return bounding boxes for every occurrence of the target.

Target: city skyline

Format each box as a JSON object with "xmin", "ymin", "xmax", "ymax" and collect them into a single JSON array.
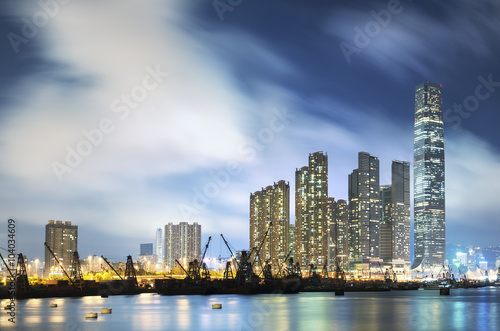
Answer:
[{"xmin": 0, "ymin": 1, "xmax": 499, "ymax": 262}]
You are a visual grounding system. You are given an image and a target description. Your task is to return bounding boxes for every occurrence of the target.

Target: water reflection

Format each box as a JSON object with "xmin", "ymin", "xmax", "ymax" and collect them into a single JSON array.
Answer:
[{"xmin": 0, "ymin": 288, "xmax": 498, "ymax": 330}]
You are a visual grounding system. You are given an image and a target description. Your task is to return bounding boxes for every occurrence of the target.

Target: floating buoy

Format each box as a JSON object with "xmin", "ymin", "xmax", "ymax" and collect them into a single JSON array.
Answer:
[
  {"xmin": 50, "ymin": 303, "xmax": 58, "ymax": 308},
  {"xmin": 101, "ymin": 308, "xmax": 112, "ymax": 314},
  {"xmin": 85, "ymin": 312, "xmax": 98, "ymax": 319},
  {"xmin": 212, "ymin": 304, "xmax": 222, "ymax": 309}
]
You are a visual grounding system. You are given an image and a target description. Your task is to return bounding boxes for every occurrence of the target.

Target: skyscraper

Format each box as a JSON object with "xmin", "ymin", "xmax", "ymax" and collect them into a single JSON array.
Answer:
[
  {"xmin": 413, "ymin": 82, "xmax": 445, "ymax": 270},
  {"xmin": 379, "ymin": 185, "xmax": 393, "ymax": 262},
  {"xmin": 249, "ymin": 180, "xmax": 290, "ymax": 266},
  {"xmin": 327, "ymin": 198, "xmax": 349, "ymax": 270},
  {"xmin": 348, "ymin": 152, "xmax": 380, "ymax": 267},
  {"xmin": 379, "ymin": 161, "xmax": 411, "ymax": 264},
  {"xmin": 156, "ymin": 228, "xmax": 163, "ymax": 266},
  {"xmin": 392, "ymin": 160, "xmax": 411, "ymax": 262},
  {"xmin": 164, "ymin": 222, "xmax": 201, "ymax": 270},
  {"xmin": 295, "ymin": 151, "xmax": 328, "ymax": 268},
  {"xmin": 44, "ymin": 220, "xmax": 78, "ymax": 276}
]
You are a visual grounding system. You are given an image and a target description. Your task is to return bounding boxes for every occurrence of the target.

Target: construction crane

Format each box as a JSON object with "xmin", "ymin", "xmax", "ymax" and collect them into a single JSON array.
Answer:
[
  {"xmin": 0, "ymin": 253, "xmax": 15, "ymax": 279},
  {"xmin": 220, "ymin": 234, "xmax": 241, "ymax": 271},
  {"xmin": 250, "ymin": 222, "xmax": 272, "ymax": 273},
  {"xmin": 175, "ymin": 259, "xmax": 191, "ymax": 280},
  {"xmin": 196, "ymin": 236, "xmax": 211, "ymax": 280},
  {"xmin": 221, "ymin": 234, "xmax": 251, "ymax": 285},
  {"xmin": 44, "ymin": 242, "xmax": 77, "ymax": 288},
  {"xmin": 70, "ymin": 252, "xmax": 84, "ymax": 290},
  {"xmin": 15, "ymin": 254, "xmax": 30, "ymax": 294},
  {"xmin": 124, "ymin": 255, "xmax": 138, "ymax": 287},
  {"xmin": 101, "ymin": 256, "xmax": 124, "ymax": 280}
]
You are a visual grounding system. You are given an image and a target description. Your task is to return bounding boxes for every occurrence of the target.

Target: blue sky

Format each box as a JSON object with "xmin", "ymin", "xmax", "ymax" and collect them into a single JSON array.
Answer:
[{"xmin": 0, "ymin": 0, "xmax": 499, "ymax": 262}]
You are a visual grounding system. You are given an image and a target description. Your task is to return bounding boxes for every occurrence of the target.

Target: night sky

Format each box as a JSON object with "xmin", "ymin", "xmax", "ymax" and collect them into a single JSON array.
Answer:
[{"xmin": 0, "ymin": 0, "xmax": 499, "ymax": 262}]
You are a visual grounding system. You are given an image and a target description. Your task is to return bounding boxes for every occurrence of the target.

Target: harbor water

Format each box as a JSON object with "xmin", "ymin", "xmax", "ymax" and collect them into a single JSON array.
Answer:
[{"xmin": 1, "ymin": 287, "xmax": 499, "ymax": 331}]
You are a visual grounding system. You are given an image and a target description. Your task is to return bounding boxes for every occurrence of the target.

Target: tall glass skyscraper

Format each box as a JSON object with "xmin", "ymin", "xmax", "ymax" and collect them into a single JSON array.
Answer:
[{"xmin": 412, "ymin": 82, "xmax": 445, "ymax": 270}]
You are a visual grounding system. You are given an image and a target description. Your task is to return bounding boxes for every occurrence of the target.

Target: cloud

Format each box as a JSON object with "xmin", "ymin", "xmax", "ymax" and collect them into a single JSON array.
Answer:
[{"xmin": 325, "ymin": 0, "xmax": 500, "ymax": 79}]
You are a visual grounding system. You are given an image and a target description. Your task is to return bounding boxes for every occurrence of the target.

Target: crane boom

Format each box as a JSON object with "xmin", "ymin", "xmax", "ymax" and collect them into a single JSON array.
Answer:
[
  {"xmin": 221, "ymin": 234, "xmax": 241, "ymax": 270},
  {"xmin": 101, "ymin": 256, "xmax": 124, "ymax": 280},
  {"xmin": 196, "ymin": 236, "xmax": 211, "ymax": 276},
  {"xmin": 175, "ymin": 259, "xmax": 190, "ymax": 278},
  {"xmin": 0, "ymin": 253, "xmax": 15, "ymax": 278},
  {"xmin": 44, "ymin": 242, "xmax": 75, "ymax": 287},
  {"xmin": 251, "ymin": 222, "xmax": 272, "ymax": 269}
]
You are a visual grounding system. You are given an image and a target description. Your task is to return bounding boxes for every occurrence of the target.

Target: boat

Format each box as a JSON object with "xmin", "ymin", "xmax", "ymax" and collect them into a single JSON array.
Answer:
[
  {"xmin": 212, "ymin": 304, "xmax": 222, "ymax": 309},
  {"xmin": 85, "ymin": 312, "xmax": 98, "ymax": 319},
  {"xmin": 50, "ymin": 303, "xmax": 57, "ymax": 307},
  {"xmin": 101, "ymin": 308, "xmax": 112, "ymax": 314}
]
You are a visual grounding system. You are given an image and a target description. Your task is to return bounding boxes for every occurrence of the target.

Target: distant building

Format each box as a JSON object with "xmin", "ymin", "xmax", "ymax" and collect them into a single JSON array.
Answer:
[
  {"xmin": 295, "ymin": 152, "xmax": 328, "ymax": 268},
  {"xmin": 164, "ymin": 222, "xmax": 201, "ymax": 271},
  {"xmin": 413, "ymin": 82, "xmax": 445, "ymax": 270},
  {"xmin": 156, "ymin": 228, "xmax": 163, "ymax": 266},
  {"xmin": 44, "ymin": 220, "xmax": 78, "ymax": 276},
  {"xmin": 140, "ymin": 243, "xmax": 154, "ymax": 256},
  {"xmin": 249, "ymin": 180, "xmax": 290, "ymax": 268},
  {"xmin": 348, "ymin": 152, "xmax": 380, "ymax": 267}
]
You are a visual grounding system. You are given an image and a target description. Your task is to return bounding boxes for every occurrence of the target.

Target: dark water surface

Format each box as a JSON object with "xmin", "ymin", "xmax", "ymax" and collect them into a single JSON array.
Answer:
[{"xmin": 1, "ymin": 287, "xmax": 499, "ymax": 330}]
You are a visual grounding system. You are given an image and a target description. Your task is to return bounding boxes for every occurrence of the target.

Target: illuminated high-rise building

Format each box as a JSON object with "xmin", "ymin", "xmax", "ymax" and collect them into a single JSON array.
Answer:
[
  {"xmin": 164, "ymin": 222, "xmax": 201, "ymax": 270},
  {"xmin": 413, "ymin": 82, "xmax": 445, "ymax": 270},
  {"xmin": 156, "ymin": 228, "xmax": 163, "ymax": 266},
  {"xmin": 249, "ymin": 180, "xmax": 290, "ymax": 267},
  {"xmin": 392, "ymin": 160, "xmax": 411, "ymax": 262},
  {"xmin": 44, "ymin": 220, "xmax": 78, "ymax": 276},
  {"xmin": 379, "ymin": 185, "xmax": 393, "ymax": 262},
  {"xmin": 379, "ymin": 161, "xmax": 411, "ymax": 263},
  {"xmin": 328, "ymin": 198, "xmax": 349, "ymax": 270},
  {"xmin": 348, "ymin": 152, "xmax": 380, "ymax": 266},
  {"xmin": 295, "ymin": 151, "xmax": 328, "ymax": 268}
]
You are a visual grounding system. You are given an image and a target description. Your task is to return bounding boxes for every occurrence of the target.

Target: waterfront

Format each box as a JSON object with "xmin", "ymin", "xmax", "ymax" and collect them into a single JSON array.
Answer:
[{"xmin": 1, "ymin": 287, "xmax": 499, "ymax": 331}]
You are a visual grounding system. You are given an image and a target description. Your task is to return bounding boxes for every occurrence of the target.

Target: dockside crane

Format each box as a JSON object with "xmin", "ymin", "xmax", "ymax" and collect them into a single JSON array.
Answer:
[
  {"xmin": 15, "ymin": 254, "xmax": 30, "ymax": 294},
  {"xmin": 250, "ymin": 222, "xmax": 272, "ymax": 277},
  {"xmin": 0, "ymin": 253, "xmax": 15, "ymax": 280},
  {"xmin": 124, "ymin": 255, "xmax": 138, "ymax": 287},
  {"xmin": 44, "ymin": 242, "xmax": 78, "ymax": 289},
  {"xmin": 221, "ymin": 234, "xmax": 248, "ymax": 285},
  {"xmin": 175, "ymin": 259, "xmax": 191, "ymax": 281},
  {"xmin": 196, "ymin": 236, "xmax": 212, "ymax": 280},
  {"xmin": 101, "ymin": 256, "xmax": 124, "ymax": 280},
  {"xmin": 70, "ymin": 251, "xmax": 84, "ymax": 291}
]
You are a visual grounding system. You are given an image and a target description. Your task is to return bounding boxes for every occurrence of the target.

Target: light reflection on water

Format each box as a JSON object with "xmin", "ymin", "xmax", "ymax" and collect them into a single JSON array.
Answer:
[{"xmin": 0, "ymin": 287, "xmax": 498, "ymax": 330}]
